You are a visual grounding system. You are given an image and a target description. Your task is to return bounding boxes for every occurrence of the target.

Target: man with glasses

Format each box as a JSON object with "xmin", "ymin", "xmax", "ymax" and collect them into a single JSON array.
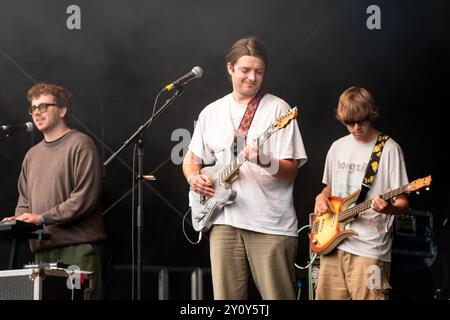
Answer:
[
  {"xmin": 313, "ymin": 86, "xmax": 409, "ymax": 300},
  {"xmin": 2, "ymin": 83, "xmax": 106, "ymax": 299}
]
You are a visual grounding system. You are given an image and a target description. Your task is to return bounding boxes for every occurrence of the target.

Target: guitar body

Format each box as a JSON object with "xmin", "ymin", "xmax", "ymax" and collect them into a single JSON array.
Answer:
[
  {"xmin": 310, "ymin": 189, "xmax": 360, "ymax": 255},
  {"xmin": 189, "ymin": 164, "xmax": 237, "ymax": 232}
]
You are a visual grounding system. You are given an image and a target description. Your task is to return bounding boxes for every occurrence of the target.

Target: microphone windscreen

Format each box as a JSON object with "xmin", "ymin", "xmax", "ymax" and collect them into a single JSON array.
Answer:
[
  {"xmin": 25, "ymin": 122, "xmax": 34, "ymax": 132},
  {"xmin": 192, "ymin": 66, "xmax": 204, "ymax": 78}
]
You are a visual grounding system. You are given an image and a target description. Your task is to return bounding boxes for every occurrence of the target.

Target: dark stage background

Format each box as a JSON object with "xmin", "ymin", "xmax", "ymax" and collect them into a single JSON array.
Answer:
[{"xmin": 0, "ymin": 0, "xmax": 447, "ymax": 300}]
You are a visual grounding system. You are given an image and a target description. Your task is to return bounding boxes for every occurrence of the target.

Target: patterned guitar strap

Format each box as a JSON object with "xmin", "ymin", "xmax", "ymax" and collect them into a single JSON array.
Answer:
[
  {"xmin": 232, "ymin": 91, "xmax": 265, "ymax": 157},
  {"xmin": 355, "ymin": 134, "xmax": 390, "ymax": 205}
]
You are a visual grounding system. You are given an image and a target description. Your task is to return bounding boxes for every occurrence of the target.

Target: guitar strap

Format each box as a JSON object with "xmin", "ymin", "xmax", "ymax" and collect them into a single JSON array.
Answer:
[
  {"xmin": 232, "ymin": 90, "xmax": 265, "ymax": 156},
  {"xmin": 355, "ymin": 133, "xmax": 390, "ymax": 204}
]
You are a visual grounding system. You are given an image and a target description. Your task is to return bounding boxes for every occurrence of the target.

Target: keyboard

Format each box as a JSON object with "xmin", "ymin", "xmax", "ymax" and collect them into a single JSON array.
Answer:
[
  {"xmin": 0, "ymin": 220, "xmax": 41, "ymax": 232},
  {"xmin": 0, "ymin": 219, "xmax": 50, "ymax": 240}
]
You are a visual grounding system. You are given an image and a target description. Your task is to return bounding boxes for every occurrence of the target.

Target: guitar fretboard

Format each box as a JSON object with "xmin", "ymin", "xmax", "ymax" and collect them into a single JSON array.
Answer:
[
  {"xmin": 218, "ymin": 107, "xmax": 297, "ymax": 184},
  {"xmin": 338, "ymin": 184, "xmax": 410, "ymax": 222},
  {"xmin": 219, "ymin": 127, "xmax": 274, "ymax": 184}
]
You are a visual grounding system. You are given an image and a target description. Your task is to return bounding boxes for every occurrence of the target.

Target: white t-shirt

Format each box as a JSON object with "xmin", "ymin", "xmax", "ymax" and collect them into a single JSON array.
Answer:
[
  {"xmin": 189, "ymin": 93, "xmax": 307, "ymax": 236},
  {"xmin": 323, "ymin": 134, "xmax": 408, "ymax": 262}
]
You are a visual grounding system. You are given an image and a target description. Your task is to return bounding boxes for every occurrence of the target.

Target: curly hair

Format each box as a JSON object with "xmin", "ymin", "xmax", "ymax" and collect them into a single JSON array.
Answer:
[{"xmin": 26, "ymin": 82, "xmax": 72, "ymax": 108}]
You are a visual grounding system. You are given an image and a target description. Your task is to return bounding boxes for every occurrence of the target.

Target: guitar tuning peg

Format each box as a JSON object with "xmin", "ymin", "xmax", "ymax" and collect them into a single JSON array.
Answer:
[
  {"xmin": 426, "ymin": 187, "xmax": 430, "ymax": 191},
  {"xmin": 416, "ymin": 191, "xmax": 420, "ymax": 195}
]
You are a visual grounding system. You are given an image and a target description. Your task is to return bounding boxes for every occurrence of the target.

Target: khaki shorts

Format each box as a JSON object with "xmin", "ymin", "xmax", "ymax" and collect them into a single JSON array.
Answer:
[{"xmin": 315, "ymin": 249, "xmax": 391, "ymax": 300}]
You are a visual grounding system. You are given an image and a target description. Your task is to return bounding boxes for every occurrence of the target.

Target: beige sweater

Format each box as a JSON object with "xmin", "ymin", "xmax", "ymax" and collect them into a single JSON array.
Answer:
[{"xmin": 16, "ymin": 129, "xmax": 106, "ymax": 252}]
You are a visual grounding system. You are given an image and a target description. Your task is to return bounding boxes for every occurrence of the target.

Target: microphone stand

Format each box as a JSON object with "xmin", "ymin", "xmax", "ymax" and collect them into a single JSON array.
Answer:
[{"xmin": 104, "ymin": 87, "xmax": 184, "ymax": 300}]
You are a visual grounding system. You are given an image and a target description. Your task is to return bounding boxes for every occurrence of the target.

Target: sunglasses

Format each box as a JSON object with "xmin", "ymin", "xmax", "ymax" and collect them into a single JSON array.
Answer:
[
  {"xmin": 28, "ymin": 103, "xmax": 59, "ymax": 115},
  {"xmin": 343, "ymin": 117, "xmax": 370, "ymax": 126}
]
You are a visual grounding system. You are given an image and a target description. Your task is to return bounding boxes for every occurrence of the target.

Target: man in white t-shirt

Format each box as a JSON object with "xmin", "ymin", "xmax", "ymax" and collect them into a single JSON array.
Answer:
[
  {"xmin": 182, "ymin": 37, "xmax": 307, "ymax": 299},
  {"xmin": 314, "ymin": 86, "xmax": 409, "ymax": 300}
]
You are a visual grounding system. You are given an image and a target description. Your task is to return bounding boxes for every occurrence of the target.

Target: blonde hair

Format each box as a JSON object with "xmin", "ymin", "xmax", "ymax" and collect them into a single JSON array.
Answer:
[{"xmin": 336, "ymin": 86, "xmax": 379, "ymax": 122}]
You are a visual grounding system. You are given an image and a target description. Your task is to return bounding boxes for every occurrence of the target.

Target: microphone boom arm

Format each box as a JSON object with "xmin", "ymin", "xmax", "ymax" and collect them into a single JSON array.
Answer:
[{"xmin": 103, "ymin": 87, "xmax": 183, "ymax": 166}]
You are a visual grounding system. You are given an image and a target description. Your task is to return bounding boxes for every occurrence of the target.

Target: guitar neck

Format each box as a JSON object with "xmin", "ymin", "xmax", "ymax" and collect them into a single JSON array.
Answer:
[
  {"xmin": 338, "ymin": 184, "xmax": 410, "ymax": 222},
  {"xmin": 220, "ymin": 127, "xmax": 274, "ymax": 183}
]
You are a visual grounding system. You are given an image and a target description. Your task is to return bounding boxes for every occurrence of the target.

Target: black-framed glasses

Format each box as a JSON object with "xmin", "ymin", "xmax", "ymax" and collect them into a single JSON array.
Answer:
[
  {"xmin": 343, "ymin": 117, "xmax": 370, "ymax": 126},
  {"xmin": 28, "ymin": 103, "xmax": 58, "ymax": 115}
]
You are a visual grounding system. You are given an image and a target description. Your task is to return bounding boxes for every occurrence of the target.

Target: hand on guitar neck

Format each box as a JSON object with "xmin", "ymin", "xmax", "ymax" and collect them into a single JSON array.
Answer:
[
  {"xmin": 370, "ymin": 192, "xmax": 408, "ymax": 215},
  {"xmin": 243, "ymin": 139, "xmax": 271, "ymax": 167}
]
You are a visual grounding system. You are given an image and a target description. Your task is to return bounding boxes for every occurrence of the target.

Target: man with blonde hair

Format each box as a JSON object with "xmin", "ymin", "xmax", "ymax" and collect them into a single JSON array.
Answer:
[{"xmin": 314, "ymin": 86, "xmax": 409, "ymax": 300}]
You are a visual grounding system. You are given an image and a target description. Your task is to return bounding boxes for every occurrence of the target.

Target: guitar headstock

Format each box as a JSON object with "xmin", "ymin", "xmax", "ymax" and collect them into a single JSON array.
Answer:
[
  {"xmin": 272, "ymin": 107, "xmax": 298, "ymax": 132},
  {"xmin": 407, "ymin": 175, "xmax": 432, "ymax": 193}
]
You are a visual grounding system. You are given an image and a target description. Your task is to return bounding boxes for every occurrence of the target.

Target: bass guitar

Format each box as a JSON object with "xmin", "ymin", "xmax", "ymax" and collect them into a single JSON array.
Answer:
[{"xmin": 310, "ymin": 175, "xmax": 431, "ymax": 255}]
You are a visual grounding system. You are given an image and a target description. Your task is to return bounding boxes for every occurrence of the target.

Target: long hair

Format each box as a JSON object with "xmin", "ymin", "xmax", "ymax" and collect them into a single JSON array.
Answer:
[{"xmin": 225, "ymin": 36, "xmax": 268, "ymax": 68}]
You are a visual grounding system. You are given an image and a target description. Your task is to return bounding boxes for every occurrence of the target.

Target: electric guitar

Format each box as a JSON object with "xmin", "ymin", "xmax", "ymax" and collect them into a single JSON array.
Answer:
[
  {"xmin": 189, "ymin": 107, "xmax": 299, "ymax": 232},
  {"xmin": 309, "ymin": 175, "xmax": 432, "ymax": 255}
]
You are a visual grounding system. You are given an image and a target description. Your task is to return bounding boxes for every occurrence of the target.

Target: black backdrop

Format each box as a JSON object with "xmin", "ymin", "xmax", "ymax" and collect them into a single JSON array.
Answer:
[{"xmin": 0, "ymin": 0, "xmax": 447, "ymax": 300}]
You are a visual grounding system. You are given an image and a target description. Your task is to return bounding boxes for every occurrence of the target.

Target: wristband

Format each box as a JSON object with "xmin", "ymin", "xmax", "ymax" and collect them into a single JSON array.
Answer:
[{"xmin": 187, "ymin": 173, "xmax": 197, "ymax": 185}]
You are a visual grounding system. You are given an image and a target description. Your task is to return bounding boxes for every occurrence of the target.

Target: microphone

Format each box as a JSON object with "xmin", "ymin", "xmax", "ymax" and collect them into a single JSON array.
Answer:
[
  {"xmin": 164, "ymin": 66, "xmax": 203, "ymax": 91},
  {"xmin": 1, "ymin": 122, "xmax": 34, "ymax": 135}
]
